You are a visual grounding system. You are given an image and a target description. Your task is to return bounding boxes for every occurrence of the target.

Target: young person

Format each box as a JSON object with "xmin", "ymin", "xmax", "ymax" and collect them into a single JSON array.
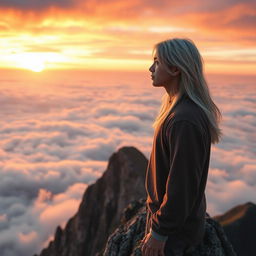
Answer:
[{"xmin": 141, "ymin": 38, "xmax": 223, "ymax": 256}]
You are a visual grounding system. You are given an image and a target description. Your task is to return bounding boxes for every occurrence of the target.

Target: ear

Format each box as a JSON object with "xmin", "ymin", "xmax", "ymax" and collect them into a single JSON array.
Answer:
[{"xmin": 170, "ymin": 66, "xmax": 180, "ymax": 76}]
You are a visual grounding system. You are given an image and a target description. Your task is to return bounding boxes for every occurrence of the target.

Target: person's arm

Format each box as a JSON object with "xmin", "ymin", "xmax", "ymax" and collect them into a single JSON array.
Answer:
[
  {"xmin": 150, "ymin": 120, "xmax": 206, "ymax": 239},
  {"xmin": 150, "ymin": 227, "xmax": 168, "ymax": 242}
]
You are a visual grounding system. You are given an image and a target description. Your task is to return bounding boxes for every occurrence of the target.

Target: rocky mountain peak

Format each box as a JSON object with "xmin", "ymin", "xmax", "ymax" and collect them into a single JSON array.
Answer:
[
  {"xmin": 35, "ymin": 146, "xmax": 255, "ymax": 256},
  {"xmin": 35, "ymin": 146, "xmax": 148, "ymax": 256}
]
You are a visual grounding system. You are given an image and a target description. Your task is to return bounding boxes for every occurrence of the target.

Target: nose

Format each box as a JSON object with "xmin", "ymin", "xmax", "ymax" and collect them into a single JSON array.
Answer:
[{"xmin": 149, "ymin": 63, "xmax": 154, "ymax": 72}]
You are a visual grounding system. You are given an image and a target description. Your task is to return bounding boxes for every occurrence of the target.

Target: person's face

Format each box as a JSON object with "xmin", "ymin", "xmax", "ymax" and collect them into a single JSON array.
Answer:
[{"xmin": 148, "ymin": 53, "xmax": 180, "ymax": 89}]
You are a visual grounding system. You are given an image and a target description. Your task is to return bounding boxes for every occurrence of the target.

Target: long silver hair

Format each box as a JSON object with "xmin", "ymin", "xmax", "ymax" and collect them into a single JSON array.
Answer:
[{"xmin": 152, "ymin": 38, "xmax": 223, "ymax": 144}]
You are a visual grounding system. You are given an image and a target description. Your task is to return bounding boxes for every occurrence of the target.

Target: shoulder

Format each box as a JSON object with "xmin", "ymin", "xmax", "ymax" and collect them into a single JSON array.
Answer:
[
  {"xmin": 164, "ymin": 97, "xmax": 208, "ymax": 137},
  {"xmin": 166, "ymin": 120, "xmax": 203, "ymax": 138},
  {"xmin": 170, "ymin": 97, "xmax": 202, "ymax": 122}
]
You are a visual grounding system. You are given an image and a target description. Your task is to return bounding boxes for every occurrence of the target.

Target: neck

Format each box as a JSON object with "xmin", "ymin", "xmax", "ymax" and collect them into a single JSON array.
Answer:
[{"xmin": 164, "ymin": 76, "xmax": 180, "ymax": 98}]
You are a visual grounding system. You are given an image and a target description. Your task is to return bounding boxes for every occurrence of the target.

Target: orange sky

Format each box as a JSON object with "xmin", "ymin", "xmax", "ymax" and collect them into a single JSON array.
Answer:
[{"xmin": 0, "ymin": 0, "xmax": 255, "ymax": 74}]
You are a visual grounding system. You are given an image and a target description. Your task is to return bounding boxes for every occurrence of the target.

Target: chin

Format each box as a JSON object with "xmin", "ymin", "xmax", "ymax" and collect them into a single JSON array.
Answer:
[{"xmin": 152, "ymin": 81, "xmax": 162, "ymax": 87}]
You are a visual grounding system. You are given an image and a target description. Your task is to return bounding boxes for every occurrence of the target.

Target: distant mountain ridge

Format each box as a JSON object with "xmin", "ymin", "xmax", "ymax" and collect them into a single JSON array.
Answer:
[
  {"xmin": 34, "ymin": 146, "xmax": 255, "ymax": 256},
  {"xmin": 213, "ymin": 202, "xmax": 256, "ymax": 256}
]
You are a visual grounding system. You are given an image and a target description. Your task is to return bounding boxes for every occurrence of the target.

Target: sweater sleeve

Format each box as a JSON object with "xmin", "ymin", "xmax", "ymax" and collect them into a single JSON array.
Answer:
[{"xmin": 151, "ymin": 120, "xmax": 206, "ymax": 238}]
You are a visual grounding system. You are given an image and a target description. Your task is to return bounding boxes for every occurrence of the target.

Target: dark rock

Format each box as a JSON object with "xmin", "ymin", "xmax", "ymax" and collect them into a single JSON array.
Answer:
[
  {"xmin": 35, "ymin": 145, "xmax": 255, "ymax": 256},
  {"xmin": 35, "ymin": 146, "xmax": 148, "ymax": 256},
  {"xmin": 103, "ymin": 199, "xmax": 237, "ymax": 256},
  {"xmin": 213, "ymin": 201, "xmax": 256, "ymax": 256}
]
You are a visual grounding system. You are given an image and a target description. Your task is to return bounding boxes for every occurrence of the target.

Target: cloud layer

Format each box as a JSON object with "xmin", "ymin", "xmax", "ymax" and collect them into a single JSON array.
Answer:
[
  {"xmin": 0, "ymin": 0, "xmax": 75, "ymax": 10},
  {"xmin": 0, "ymin": 70, "xmax": 255, "ymax": 256}
]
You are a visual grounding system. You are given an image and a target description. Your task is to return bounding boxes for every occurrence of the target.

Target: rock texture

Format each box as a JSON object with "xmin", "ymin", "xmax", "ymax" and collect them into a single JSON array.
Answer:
[
  {"xmin": 34, "ymin": 146, "xmax": 255, "ymax": 256},
  {"xmin": 103, "ymin": 199, "xmax": 237, "ymax": 256},
  {"xmin": 213, "ymin": 202, "xmax": 256, "ymax": 256},
  {"xmin": 34, "ymin": 146, "xmax": 148, "ymax": 256}
]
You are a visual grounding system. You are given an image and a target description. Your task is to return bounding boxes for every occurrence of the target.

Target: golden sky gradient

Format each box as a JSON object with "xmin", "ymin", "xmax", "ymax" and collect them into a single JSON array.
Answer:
[{"xmin": 0, "ymin": 0, "xmax": 255, "ymax": 74}]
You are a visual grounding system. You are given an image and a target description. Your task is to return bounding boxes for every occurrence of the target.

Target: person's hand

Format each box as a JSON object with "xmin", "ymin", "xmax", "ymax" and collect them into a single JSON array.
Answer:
[{"xmin": 141, "ymin": 232, "xmax": 166, "ymax": 256}]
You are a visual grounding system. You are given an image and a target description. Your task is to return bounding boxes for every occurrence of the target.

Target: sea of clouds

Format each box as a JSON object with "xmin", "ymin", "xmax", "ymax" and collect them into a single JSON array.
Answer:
[{"xmin": 0, "ymin": 70, "xmax": 255, "ymax": 256}]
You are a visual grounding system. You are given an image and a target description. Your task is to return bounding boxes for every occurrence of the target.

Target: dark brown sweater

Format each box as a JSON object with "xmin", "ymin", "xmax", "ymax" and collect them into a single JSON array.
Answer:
[{"xmin": 145, "ymin": 93, "xmax": 211, "ymax": 248}]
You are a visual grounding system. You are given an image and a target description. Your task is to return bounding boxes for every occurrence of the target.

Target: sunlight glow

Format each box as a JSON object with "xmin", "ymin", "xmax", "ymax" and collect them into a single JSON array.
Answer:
[
  {"xmin": 24, "ymin": 60, "xmax": 45, "ymax": 72},
  {"xmin": 9, "ymin": 53, "xmax": 46, "ymax": 72},
  {"xmin": 0, "ymin": 2, "xmax": 255, "ymax": 74},
  {"xmin": 3, "ymin": 52, "xmax": 71, "ymax": 71}
]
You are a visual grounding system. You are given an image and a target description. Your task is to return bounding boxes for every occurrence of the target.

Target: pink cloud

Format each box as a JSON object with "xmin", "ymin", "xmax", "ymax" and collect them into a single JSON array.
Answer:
[
  {"xmin": 18, "ymin": 231, "xmax": 38, "ymax": 244},
  {"xmin": 0, "ymin": 72, "xmax": 255, "ymax": 256}
]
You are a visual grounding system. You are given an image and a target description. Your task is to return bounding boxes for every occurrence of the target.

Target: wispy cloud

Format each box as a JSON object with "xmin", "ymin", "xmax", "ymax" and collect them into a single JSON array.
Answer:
[{"xmin": 0, "ymin": 0, "xmax": 255, "ymax": 72}]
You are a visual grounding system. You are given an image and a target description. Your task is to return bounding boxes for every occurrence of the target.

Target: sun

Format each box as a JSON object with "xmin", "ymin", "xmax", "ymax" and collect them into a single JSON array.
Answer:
[
  {"xmin": 23, "ymin": 60, "xmax": 45, "ymax": 72},
  {"xmin": 19, "ymin": 54, "xmax": 46, "ymax": 72},
  {"xmin": 10, "ymin": 52, "xmax": 46, "ymax": 72}
]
